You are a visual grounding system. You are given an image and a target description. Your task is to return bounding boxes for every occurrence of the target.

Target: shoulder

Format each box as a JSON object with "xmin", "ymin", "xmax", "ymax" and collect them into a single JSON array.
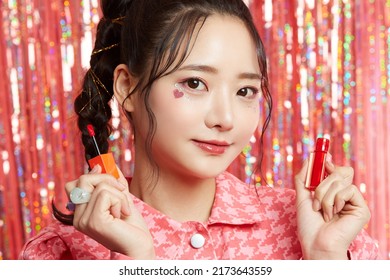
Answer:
[{"xmin": 19, "ymin": 219, "xmax": 111, "ymax": 260}]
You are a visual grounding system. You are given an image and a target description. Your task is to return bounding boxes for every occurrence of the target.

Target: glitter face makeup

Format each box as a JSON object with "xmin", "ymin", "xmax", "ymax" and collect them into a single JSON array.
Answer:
[
  {"xmin": 173, "ymin": 83, "xmax": 192, "ymax": 100},
  {"xmin": 173, "ymin": 88, "xmax": 184, "ymax": 99}
]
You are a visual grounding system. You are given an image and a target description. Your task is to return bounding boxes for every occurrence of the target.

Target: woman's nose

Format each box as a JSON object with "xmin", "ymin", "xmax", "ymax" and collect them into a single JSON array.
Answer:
[{"xmin": 204, "ymin": 91, "xmax": 234, "ymax": 131}]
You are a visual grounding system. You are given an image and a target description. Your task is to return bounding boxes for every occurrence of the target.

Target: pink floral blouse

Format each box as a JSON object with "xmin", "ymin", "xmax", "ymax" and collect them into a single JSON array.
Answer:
[{"xmin": 19, "ymin": 172, "xmax": 380, "ymax": 260}]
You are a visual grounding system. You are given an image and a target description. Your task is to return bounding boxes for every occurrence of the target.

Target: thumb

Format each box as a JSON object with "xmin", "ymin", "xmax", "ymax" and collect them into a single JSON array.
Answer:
[
  {"xmin": 295, "ymin": 159, "xmax": 311, "ymax": 204},
  {"xmin": 115, "ymin": 165, "xmax": 129, "ymax": 189}
]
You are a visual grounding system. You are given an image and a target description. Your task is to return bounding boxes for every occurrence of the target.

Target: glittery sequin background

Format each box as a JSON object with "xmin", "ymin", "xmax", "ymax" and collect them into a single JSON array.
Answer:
[{"xmin": 0, "ymin": 0, "xmax": 389, "ymax": 260}]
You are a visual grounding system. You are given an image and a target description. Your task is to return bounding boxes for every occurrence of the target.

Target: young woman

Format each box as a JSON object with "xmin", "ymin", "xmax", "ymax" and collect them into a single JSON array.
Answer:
[{"xmin": 19, "ymin": 0, "xmax": 379, "ymax": 260}]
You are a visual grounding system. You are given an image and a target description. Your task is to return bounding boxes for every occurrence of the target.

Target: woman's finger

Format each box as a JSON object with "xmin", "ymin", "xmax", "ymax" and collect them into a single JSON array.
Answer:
[
  {"xmin": 334, "ymin": 184, "xmax": 369, "ymax": 211},
  {"xmin": 294, "ymin": 159, "xmax": 310, "ymax": 205},
  {"xmin": 115, "ymin": 164, "xmax": 129, "ymax": 189},
  {"xmin": 327, "ymin": 165, "xmax": 354, "ymax": 185},
  {"xmin": 313, "ymin": 165, "xmax": 354, "ymax": 206},
  {"xmin": 66, "ymin": 165, "xmax": 126, "ymax": 197},
  {"xmin": 76, "ymin": 184, "xmax": 131, "ymax": 228},
  {"xmin": 77, "ymin": 173, "xmax": 126, "ymax": 193},
  {"xmin": 317, "ymin": 180, "xmax": 345, "ymax": 222}
]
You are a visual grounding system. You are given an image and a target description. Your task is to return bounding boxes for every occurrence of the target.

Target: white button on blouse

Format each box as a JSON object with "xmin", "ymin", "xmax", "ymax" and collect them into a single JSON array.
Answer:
[{"xmin": 190, "ymin": 233, "xmax": 205, "ymax": 249}]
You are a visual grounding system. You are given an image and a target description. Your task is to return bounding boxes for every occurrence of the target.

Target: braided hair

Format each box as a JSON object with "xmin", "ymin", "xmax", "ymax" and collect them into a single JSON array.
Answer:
[{"xmin": 74, "ymin": 1, "xmax": 131, "ymax": 162}]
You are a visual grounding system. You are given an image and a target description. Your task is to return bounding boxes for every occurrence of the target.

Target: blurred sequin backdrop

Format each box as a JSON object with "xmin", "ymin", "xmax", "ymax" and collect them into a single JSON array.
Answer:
[{"xmin": 0, "ymin": 0, "xmax": 389, "ymax": 260}]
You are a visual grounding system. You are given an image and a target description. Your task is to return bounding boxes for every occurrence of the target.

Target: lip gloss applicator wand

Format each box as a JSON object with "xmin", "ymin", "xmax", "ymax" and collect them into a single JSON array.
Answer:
[
  {"xmin": 87, "ymin": 124, "xmax": 101, "ymax": 155},
  {"xmin": 86, "ymin": 124, "xmax": 119, "ymax": 179}
]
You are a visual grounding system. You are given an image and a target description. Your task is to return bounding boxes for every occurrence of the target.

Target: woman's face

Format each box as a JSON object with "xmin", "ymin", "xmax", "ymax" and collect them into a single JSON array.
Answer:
[{"xmin": 132, "ymin": 14, "xmax": 261, "ymax": 179}]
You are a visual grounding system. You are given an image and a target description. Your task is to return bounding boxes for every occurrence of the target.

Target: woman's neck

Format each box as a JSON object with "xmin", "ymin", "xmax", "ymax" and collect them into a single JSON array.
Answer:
[{"xmin": 129, "ymin": 167, "xmax": 216, "ymax": 223}]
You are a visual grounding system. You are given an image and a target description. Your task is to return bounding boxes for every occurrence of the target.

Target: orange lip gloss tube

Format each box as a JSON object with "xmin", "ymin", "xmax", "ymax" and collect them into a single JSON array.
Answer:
[{"xmin": 87, "ymin": 124, "xmax": 119, "ymax": 179}]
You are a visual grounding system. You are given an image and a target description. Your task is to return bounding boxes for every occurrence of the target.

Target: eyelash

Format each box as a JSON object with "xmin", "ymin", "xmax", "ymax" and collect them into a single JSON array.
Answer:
[
  {"xmin": 178, "ymin": 78, "xmax": 208, "ymax": 92},
  {"xmin": 177, "ymin": 77, "xmax": 259, "ymax": 99},
  {"xmin": 237, "ymin": 87, "xmax": 259, "ymax": 99}
]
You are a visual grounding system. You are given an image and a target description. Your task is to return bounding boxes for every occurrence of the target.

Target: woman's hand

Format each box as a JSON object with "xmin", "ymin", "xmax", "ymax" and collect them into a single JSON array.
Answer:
[
  {"xmin": 65, "ymin": 165, "xmax": 155, "ymax": 259},
  {"xmin": 295, "ymin": 159, "xmax": 371, "ymax": 259}
]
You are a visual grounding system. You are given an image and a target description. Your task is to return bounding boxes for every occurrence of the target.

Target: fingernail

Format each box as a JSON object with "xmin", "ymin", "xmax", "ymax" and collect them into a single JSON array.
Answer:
[
  {"xmin": 90, "ymin": 164, "xmax": 101, "ymax": 174},
  {"xmin": 324, "ymin": 213, "xmax": 329, "ymax": 223},
  {"xmin": 326, "ymin": 153, "xmax": 334, "ymax": 168},
  {"xmin": 312, "ymin": 199, "xmax": 321, "ymax": 211},
  {"xmin": 116, "ymin": 181, "xmax": 126, "ymax": 190},
  {"xmin": 327, "ymin": 210, "xmax": 333, "ymax": 221}
]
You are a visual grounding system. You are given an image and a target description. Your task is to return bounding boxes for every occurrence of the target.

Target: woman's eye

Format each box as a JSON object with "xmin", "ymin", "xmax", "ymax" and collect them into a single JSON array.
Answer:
[
  {"xmin": 237, "ymin": 87, "xmax": 258, "ymax": 98},
  {"xmin": 185, "ymin": 78, "xmax": 207, "ymax": 91}
]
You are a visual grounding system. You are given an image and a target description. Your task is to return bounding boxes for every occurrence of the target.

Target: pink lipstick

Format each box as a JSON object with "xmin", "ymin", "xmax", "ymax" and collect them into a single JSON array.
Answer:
[
  {"xmin": 305, "ymin": 137, "xmax": 330, "ymax": 191},
  {"xmin": 192, "ymin": 140, "xmax": 230, "ymax": 155}
]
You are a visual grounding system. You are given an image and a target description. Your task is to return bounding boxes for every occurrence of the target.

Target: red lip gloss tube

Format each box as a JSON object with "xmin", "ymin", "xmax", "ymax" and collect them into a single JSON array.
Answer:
[{"xmin": 305, "ymin": 137, "xmax": 330, "ymax": 191}]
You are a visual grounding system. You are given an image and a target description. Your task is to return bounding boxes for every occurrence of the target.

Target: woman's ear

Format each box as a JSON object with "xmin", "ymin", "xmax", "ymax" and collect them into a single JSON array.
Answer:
[{"xmin": 113, "ymin": 64, "xmax": 137, "ymax": 112}]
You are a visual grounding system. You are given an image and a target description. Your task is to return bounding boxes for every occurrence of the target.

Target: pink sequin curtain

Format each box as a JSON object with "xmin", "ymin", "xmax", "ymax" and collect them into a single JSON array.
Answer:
[{"xmin": 0, "ymin": 0, "xmax": 389, "ymax": 260}]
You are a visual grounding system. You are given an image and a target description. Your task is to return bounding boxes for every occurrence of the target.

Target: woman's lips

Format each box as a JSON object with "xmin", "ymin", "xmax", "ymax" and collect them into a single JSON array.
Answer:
[{"xmin": 192, "ymin": 139, "xmax": 231, "ymax": 155}]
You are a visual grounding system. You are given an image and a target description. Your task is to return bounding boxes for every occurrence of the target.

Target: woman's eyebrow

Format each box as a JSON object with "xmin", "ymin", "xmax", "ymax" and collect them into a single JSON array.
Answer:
[
  {"xmin": 178, "ymin": 64, "xmax": 261, "ymax": 81},
  {"xmin": 238, "ymin": 72, "xmax": 261, "ymax": 81},
  {"xmin": 178, "ymin": 64, "xmax": 218, "ymax": 74}
]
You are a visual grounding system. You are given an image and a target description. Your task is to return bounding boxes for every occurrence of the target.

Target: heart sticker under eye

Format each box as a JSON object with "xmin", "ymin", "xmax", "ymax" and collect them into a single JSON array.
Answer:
[{"xmin": 173, "ymin": 89, "xmax": 184, "ymax": 99}]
